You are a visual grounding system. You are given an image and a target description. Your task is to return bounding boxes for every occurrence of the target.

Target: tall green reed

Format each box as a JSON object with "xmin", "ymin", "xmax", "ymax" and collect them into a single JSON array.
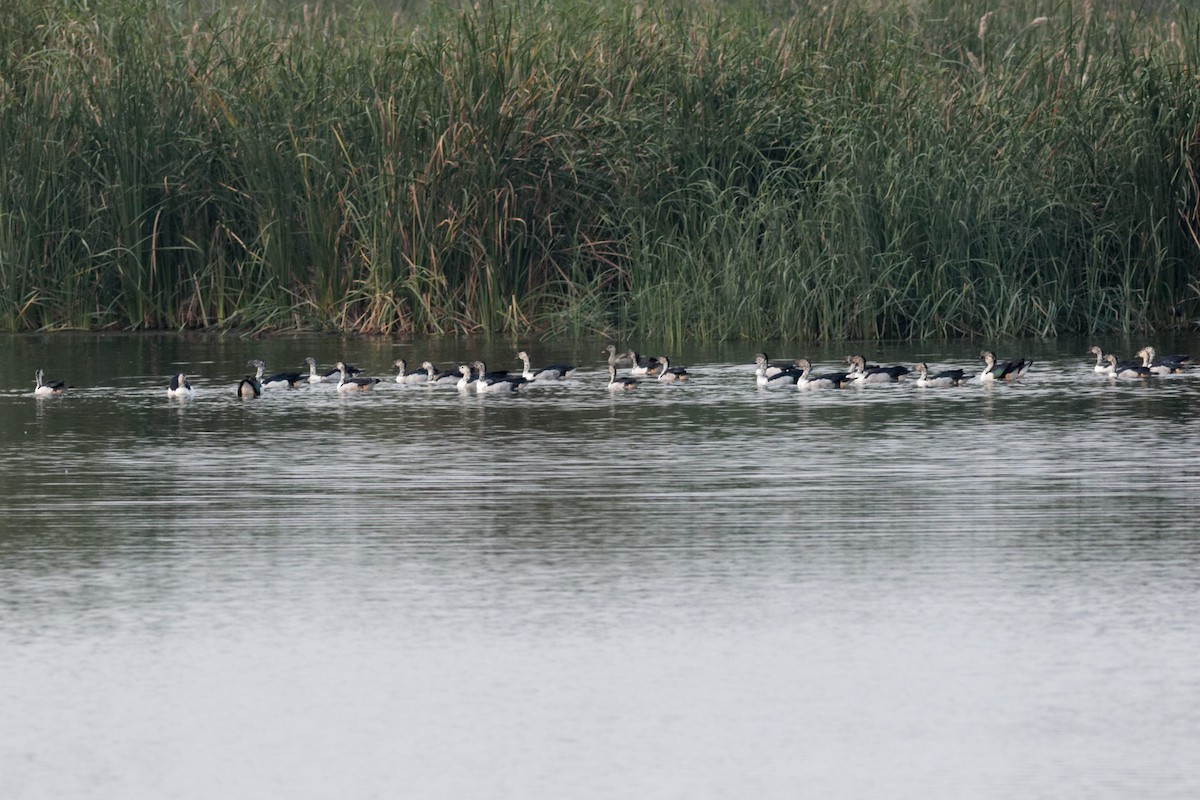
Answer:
[{"xmin": 0, "ymin": 0, "xmax": 1196, "ymax": 340}]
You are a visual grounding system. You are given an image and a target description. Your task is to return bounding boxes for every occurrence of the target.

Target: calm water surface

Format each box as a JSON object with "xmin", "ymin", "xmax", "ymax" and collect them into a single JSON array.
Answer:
[{"xmin": 2, "ymin": 334, "xmax": 1199, "ymax": 798}]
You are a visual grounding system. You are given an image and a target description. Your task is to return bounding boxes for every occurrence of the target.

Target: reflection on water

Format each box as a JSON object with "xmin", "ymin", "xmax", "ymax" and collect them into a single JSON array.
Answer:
[{"xmin": 1, "ymin": 335, "xmax": 1199, "ymax": 798}]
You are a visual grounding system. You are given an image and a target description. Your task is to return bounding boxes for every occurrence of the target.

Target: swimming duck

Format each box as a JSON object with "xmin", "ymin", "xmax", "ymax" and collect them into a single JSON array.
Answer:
[
  {"xmin": 978, "ymin": 351, "xmax": 1033, "ymax": 382},
  {"xmin": 1136, "ymin": 346, "xmax": 1191, "ymax": 375},
  {"xmin": 912, "ymin": 363, "xmax": 967, "ymax": 387},
  {"xmin": 322, "ymin": 362, "xmax": 364, "ymax": 379},
  {"xmin": 607, "ymin": 364, "xmax": 638, "ymax": 391},
  {"xmin": 335, "ymin": 361, "xmax": 380, "ymax": 392},
  {"xmin": 603, "ymin": 345, "xmax": 633, "ymax": 370},
  {"xmin": 236, "ymin": 374, "xmax": 261, "ymax": 398},
  {"xmin": 393, "ymin": 359, "xmax": 430, "ymax": 384},
  {"xmin": 794, "ymin": 359, "xmax": 852, "ymax": 390},
  {"xmin": 33, "ymin": 369, "xmax": 68, "ymax": 396},
  {"xmin": 456, "ymin": 364, "xmax": 477, "ymax": 391},
  {"xmin": 1087, "ymin": 347, "xmax": 1141, "ymax": 375},
  {"xmin": 754, "ymin": 355, "xmax": 800, "ymax": 387},
  {"xmin": 1102, "ymin": 354, "xmax": 1152, "ymax": 379},
  {"xmin": 626, "ymin": 351, "xmax": 662, "ymax": 377},
  {"xmin": 846, "ymin": 355, "xmax": 910, "ymax": 383},
  {"xmin": 754, "ymin": 352, "xmax": 795, "ymax": 379},
  {"xmin": 471, "ymin": 361, "xmax": 527, "ymax": 393},
  {"xmin": 1087, "ymin": 346, "xmax": 1115, "ymax": 374},
  {"xmin": 249, "ymin": 359, "xmax": 304, "ymax": 389},
  {"xmin": 167, "ymin": 373, "xmax": 194, "ymax": 398},
  {"xmin": 655, "ymin": 356, "xmax": 689, "ymax": 382},
  {"xmin": 302, "ymin": 357, "xmax": 327, "ymax": 383},
  {"xmin": 517, "ymin": 351, "xmax": 578, "ymax": 381},
  {"xmin": 422, "ymin": 361, "xmax": 461, "ymax": 385}
]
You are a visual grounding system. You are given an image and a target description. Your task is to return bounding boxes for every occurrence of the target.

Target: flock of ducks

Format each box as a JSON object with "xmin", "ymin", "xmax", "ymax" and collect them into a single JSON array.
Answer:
[
  {"xmin": 1086, "ymin": 345, "xmax": 1192, "ymax": 379},
  {"xmin": 27, "ymin": 344, "xmax": 1192, "ymax": 398},
  {"xmin": 749, "ymin": 350, "xmax": 1034, "ymax": 389}
]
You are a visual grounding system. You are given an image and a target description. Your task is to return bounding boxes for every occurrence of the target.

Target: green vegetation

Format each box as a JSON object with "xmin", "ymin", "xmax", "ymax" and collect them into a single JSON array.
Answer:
[{"xmin": 1, "ymin": 0, "xmax": 1198, "ymax": 340}]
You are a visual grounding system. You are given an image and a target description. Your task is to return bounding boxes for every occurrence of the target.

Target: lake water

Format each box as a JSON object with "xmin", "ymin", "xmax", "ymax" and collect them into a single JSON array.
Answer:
[{"xmin": 2, "ymin": 333, "xmax": 1198, "ymax": 799}]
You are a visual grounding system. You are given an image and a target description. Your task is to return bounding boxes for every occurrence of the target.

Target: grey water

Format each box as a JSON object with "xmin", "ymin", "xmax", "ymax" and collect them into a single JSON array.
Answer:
[{"xmin": 2, "ymin": 333, "xmax": 1199, "ymax": 799}]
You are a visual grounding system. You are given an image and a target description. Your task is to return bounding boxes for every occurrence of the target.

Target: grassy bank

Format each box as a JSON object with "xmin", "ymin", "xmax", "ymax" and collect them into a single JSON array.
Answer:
[{"xmin": 1, "ymin": 0, "xmax": 1198, "ymax": 340}]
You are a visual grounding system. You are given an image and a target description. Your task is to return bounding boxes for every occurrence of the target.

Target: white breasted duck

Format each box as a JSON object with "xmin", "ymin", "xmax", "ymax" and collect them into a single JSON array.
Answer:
[
  {"xmin": 303, "ymin": 357, "xmax": 327, "ymax": 383},
  {"xmin": 1136, "ymin": 346, "xmax": 1191, "ymax": 375},
  {"xmin": 1087, "ymin": 346, "xmax": 1115, "ymax": 374},
  {"xmin": 335, "ymin": 361, "xmax": 380, "ymax": 392},
  {"xmin": 754, "ymin": 354, "xmax": 800, "ymax": 386},
  {"xmin": 1088, "ymin": 347, "xmax": 1140, "ymax": 375},
  {"xmin": 607, "ymin": 364, "xmax": 638, "ymax": 391},
  {"xmin": 471, "ymin": 360, "xmax": 528, "ymax": 393},
  {"xmin": 846, "ymin": 355, "xmax": 909, "ymax": 383},
  {"xmin": 794, "ymin": 359, "xmax": 852, "ymax": 390},
  {"xmin": 249, "ymin": 359, "xmax": 304, "ymax": 389},
  {"xmin": 236, "ymin": 374, "xmax": 261, "ymax": 398},
  {"xmin": 655, "ymin": 356, "xmax": 689, "ymax": 382},
  {"xmin": 754, "ymin": 352, "xmax": 795, "ymax": 379},
  {"xmin": 33, "ymin": 369, "xmax": 68, "ymax": 396},
  {"xmin": 167, "ymin": 373, "xmax": 194, "ymax": 398},
  {"xmin": 456, "ymin": 364, "xmax": 477, "ymax": 391},
  {"xmin": 626, "ymin": 350, "xmax": 663, "ymax": 377},
  {"xmin": 912, "ymin": 363, "xmax": 967, "ymax": 387},
  {"xmin": 1102, "ymin": 354, "xmax": 1152, "ymax": 379},
  {"xmin": 422, "ymin": 361, "xmax": 461, "ymax": 385},
  {"xmin": 393, "ymin": 359, "xmax": 430, "ymax": 384},
  {"xmin": 517, "ymin": 351, "xmax": 578, "ymax": 381},
  {"xmin": 978, "ymin": 350, "xmax": 1033, "ymax": 382}
]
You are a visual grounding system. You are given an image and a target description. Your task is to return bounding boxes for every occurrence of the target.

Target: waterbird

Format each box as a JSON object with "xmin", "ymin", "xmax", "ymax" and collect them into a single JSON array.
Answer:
[
  {"xmin": 603, "ymin": 345, "xmax": 632, "ymax": 369},
  {"xmin": 393, "ymin": 359, "xmax": 430, "ymax": 384},
  {"xmin": 606, "ymin": 364, "xmax": 638, "ymax": 391},
  {"xmin": 655, "ymin": 356, "xmax": 689, "ymax": 382},
  {"xmin": 236, "ymin": 375, "xmax": 261, "ymax": 398},
  {"xmin": 456, "ymin": 364, "xmax": 477, "ymax": 391},
  {"xmin": 754, "ymin": 354, "xmax": 800, "ymax": 387},
  {"xmin": 335, "ymin": 361, "xmax": 380, "ymax": 392},
  {"xmin": 323, "ymin": 362, "xmax": 363, "ymax": 379},
  {"xmin": 1136, "ymin": 346, "xmax": 1191, "ymax": 375},
  {"xmin": 1087, "ymin": 346, "xmax": 1120, "ymax": 374},
  {"xmin": 978, "ymin": 351, "xmax": 1033, "ymax": 383},
  {"xmin": 517, "ymin": 351, "xmax": 577, "ymax": 381},
  {"xmin": 33, "ymin": 369, "xmax": 67, "ymax": 396},
  {"xmin": 1102, "ymin": 354, "xmax": 1152, "ymax": 379},
  {"xmin": 794, "ymin": 359, "xmax": 851, "ymax": 390},
  {"xmin": 754, "ymin": 352, "xmax": 795, "ymax": 379},
  {"xmin": 626, "ymin": 351, "xmax": 662, "ymax": 377},
  {"xmin": 846, "ymin": 355, "xmax": 909, "ymax": 383},
  {"xmin": 249, "ymin": 359, "xmax": 304, "ymax": 389},
  {"xmin": 422, "ymin": 361, "xmax": 461, "ymax": 385},
  {"xmin": 303, "ymin": 357, "xmax": 327, "ymax": 384},
  {"xmin": 167, "ymin": 373, "xmax": 194, "ymax": 398},
  {"xmin": 471, "ymin": 360, "xmax": 528, "ymax": 393},
  {"xmin": 912, "ymin": 363, "xmax": 967, "ymax": 387}
]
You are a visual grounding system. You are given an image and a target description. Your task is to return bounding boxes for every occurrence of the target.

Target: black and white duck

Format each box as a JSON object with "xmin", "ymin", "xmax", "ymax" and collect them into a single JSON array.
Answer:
[
  {"xmin": 607, "ymin": 364, "xmax": 638, "ymax": 391},
  {"xmin": 846, "ymin": 355, "xmax": 909, "ymax": 383},
  {"xmin": 517, "ymin": 350, "xmax": 578, "ymax": 381},
  {"xmin": 392, "ymin": 359, "xmax": 430, "ymax": 385},
  {"xmin": 1136, "ymin": 346, "xmax": 1191, "ymax": 375},
  {"xmin": 978, "ymin": 351, "xmax": 1033, "ymax": 383},
  {"xmin": 335, "ymin": 361, "xmax": 380, "ymax": 392},
  {"xmin": 794, "ymin": 359, "xmax": 852, "ymax": 390},
  {"xmin": 167, "ymin": 372, "xmax": 194, "ymax": 398},
  {"xmin": 33, "ymin": 369, "xmax": 68, "ymax": 396},
  {"xmin": 249, "ymin": 359, "xmax": 304, "ymax": 389},
  {"xmin": 912, "ymin": 363, "xmax": 967, "ymax": 387}
]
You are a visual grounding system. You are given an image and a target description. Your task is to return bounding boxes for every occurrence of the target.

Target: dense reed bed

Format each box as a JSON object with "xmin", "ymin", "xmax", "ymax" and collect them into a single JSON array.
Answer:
[{"xmin": 1, "ymin": 0, "xmax": 1198, "ymax": 339}]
